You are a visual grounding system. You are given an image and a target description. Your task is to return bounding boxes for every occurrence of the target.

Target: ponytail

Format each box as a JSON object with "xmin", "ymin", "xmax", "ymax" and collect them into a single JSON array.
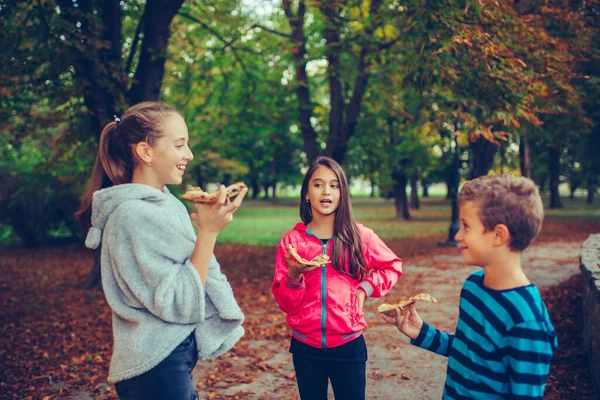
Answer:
[
  {"xmin": 75, "ymin": 122, "xmax": 127, "ymax": 231},
  {"xmin": 75, "ymin": 101, "xmax": 182, "ymax": 232}
]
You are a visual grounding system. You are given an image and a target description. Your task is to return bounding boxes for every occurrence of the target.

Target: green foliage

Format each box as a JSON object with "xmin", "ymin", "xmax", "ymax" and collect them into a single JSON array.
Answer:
[
  {"xmin": 0, "ymin": 134, "xmax": 83, "ymax": 246},
  {"xmin": 1, "ymin": 0, "xmax": 599, "ymax": 245}
]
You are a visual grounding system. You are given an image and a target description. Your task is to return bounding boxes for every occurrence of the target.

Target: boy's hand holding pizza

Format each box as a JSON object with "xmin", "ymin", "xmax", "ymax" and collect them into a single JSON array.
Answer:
[
  {"xmin": 380, "ymin": 303, "xmax": 423, "ymax": 340},
  {"xmin": 379, "ymin": 293, "xmax": 437, "ymax": 339}
]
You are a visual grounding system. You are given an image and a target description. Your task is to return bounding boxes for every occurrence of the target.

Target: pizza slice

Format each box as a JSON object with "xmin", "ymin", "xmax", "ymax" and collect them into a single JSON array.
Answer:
[
  {"xmin": 378, "ymin": 293, "xmax": 438, "ymax": 316},
  {"xmin": 182, "ymin": 182, "xmax": 247, "ymax": 203},
  {"xmin": 286, "ymin": 244, "xmax": 330, "ymax": 266}
]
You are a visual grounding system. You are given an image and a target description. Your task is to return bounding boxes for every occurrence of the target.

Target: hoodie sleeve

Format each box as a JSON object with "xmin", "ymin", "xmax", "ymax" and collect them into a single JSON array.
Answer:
[
  {"xmin": 358, "ymin": 229, "xmax": 402, "ymax": 298},
  {"xmin": 271, "ymin": 238, "xmax": 305, "ymax": 315},
  {"xmin": 104, "ymin": 203, "xmax": 206, "ymax": 324}
]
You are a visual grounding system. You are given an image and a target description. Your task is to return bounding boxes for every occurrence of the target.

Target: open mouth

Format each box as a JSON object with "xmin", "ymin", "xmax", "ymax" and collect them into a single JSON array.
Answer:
[
  {"xmin": 320, "ymin": 199, "xmax": 332, "ymax": 205},
  {"xmin": 176, "ymin": 164, "xmax": 186, "ymax": 172}
]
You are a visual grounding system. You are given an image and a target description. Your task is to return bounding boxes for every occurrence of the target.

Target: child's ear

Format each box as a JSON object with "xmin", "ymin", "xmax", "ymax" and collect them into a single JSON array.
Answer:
[
  {"xmin": 134, "ymin": 142, "xmax": 153, "ymax": 165},
  {"xmin": 493, "ymin": 224, "xmax": 510, "ymax": 246}
]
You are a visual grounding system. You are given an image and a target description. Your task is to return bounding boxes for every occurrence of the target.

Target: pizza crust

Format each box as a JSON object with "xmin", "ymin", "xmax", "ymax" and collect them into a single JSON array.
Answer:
[
  {"xmin": 182, "ymin": 182, "xmax": 247, "ymax": 203},
  {"xmin": 286, "ymin": 244, "xmax": 330, "ymax": 266},
  {"xmin": 378, "ymin": 293, "xmax": 437, "ymax": 316}
]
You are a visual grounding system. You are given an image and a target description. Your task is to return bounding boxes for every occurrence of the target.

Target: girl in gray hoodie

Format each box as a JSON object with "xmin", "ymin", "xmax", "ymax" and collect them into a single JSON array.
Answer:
[{"xmin": 76, "ymin": 102, "xmax": 247, "ymax": 399}]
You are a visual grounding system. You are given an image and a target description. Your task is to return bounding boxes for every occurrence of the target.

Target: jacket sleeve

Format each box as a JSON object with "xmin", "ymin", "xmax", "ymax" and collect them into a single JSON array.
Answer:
[
  {"xmin": 271, "ymin": 239, "xmax": 305, "ymax": 315},
  {"xmin": 105, "ymin": 204, "xmax": 206, "ymax": 324},
  {"xmin": 358, "ymin": 230, "xmax": 402, "ymax": 298}
]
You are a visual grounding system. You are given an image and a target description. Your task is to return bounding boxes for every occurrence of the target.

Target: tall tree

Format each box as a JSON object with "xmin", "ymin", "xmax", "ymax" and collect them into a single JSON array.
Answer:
[{"xmin": 280, "ymin": 0, "xmax": 403, "ymax": 164}]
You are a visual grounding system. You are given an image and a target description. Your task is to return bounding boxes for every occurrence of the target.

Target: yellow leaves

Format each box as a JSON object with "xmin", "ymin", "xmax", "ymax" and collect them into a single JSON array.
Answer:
[
  {"xmin": 312, "ymin": 105, "xmax": 327, "ymax": 120},
  {"xmin": 375, "ymin": 24, "xmax": 398, "ymax": 40},
  {"xmin": 456, "ymin": 131, "xmax": 469, "ymax": 147},
  {"xmin": 347, "ymin": 0, "xmax": 371, "ymax": 21},
  {"xmin": 347, "ymin": 7, "xmax": 362, "ymax": 20},
  {"xmin": 348, "ymin": 21, "xmax": 364, "ymax": 32},
  {"xmin": 361, "ymin": 0, "xmax": 371, "ymax": 18}
]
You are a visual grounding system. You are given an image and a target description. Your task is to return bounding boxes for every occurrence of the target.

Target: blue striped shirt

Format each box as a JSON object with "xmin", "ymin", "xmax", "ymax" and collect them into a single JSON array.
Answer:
[{"xmin": 411, "ymin": 270, "xmax": 558, "ymax": 399}]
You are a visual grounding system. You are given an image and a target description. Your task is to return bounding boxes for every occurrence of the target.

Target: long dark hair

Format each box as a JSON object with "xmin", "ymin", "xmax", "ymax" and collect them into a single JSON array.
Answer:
[
  {"xmin": 75, "ymin": 101, "xmax": 182, "ymax": 231},
  {"xmin": 300, "ymin": 156, "xmax": 367, "ymax": 280}
]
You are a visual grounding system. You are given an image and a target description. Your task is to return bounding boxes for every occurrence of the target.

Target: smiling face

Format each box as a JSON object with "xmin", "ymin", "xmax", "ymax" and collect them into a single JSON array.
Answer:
[
  {"xmin": 145, "ymin": 113, "xmax": 193, "ymax": 189},
  {"xmin": 454, "ymin": 201, "xmax": 497, "ymax": 267},
  {"xmin": 305, "ymin": 166, "xmax": 341, "ymax": 219}
]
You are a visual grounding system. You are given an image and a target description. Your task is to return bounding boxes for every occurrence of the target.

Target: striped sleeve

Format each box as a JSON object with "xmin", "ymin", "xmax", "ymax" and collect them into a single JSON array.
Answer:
[
  {"xmin": 410, "ymin": 322, "xmax": 454, "ymax": 357},
  {"xmin": 505, "ymin": 321, "xmax": 558, "ymax": 398}
]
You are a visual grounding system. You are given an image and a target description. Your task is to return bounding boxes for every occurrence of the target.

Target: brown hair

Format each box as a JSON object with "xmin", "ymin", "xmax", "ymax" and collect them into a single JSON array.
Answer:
[
  {"xmin": 300, "ymin": 156, "xmax": 368, "ymax": 280},
  {"xmin": 458, "ymin": 174, "xmax": 544, "ymax": 251},
  {"xmin": 75, "ymin": 101, "xmax": 182, "ymax": 231}
]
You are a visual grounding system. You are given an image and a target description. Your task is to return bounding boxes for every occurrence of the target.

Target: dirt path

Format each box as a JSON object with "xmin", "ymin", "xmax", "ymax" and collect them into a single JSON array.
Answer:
[{"xmin": 192, "ymin": 240, "xmax": 583, "ymax": 399}]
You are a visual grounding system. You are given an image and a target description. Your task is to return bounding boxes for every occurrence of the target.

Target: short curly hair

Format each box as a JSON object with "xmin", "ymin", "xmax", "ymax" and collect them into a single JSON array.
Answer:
[{"xmin": 458, "ymin": 174, "xmax": 544, "ymax": 251}]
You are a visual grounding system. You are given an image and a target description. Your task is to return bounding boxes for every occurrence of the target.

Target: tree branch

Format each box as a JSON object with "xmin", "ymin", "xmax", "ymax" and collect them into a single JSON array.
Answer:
[
  {"xmin": 125, "ymin": 12, "xmax": 144, "ymax": 76},
  {"xmin": 249, "ymin": 23, "xmax": 291, "ymax": 38},
  {"xmin": 178, "ymin": 12, "xmax": 256, "ymax": 92}
]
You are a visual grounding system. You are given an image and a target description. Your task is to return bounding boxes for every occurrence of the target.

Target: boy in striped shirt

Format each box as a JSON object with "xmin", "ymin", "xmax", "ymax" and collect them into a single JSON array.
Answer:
[{"xmin": 382, "ymin": 174, "xmax": 558, "ymax": 399}]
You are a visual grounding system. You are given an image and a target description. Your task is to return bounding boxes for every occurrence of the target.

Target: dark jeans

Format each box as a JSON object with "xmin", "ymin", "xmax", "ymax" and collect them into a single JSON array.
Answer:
[
  {"xmin": 115, "ymin": 332, "xmax": 198, "ymax": 400},
  {"xmin": 291, "ymin": 336, "xmax": 367, "ymax": 400},
  {"xmin": 293, "ymin": 355, "xmax": 366, "ymax": 400}
]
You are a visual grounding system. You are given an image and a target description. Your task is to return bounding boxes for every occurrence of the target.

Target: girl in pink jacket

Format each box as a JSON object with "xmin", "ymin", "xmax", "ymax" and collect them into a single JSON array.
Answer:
[{"xmin": 272, "ymin": 156, "xmax": 403, "ymax": 400}]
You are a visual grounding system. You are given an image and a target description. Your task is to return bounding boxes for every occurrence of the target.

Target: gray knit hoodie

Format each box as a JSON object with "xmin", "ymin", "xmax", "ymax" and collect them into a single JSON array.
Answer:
[{"xmin": 85, "ymin": 184, "xmax": 244, "ymax": 383}]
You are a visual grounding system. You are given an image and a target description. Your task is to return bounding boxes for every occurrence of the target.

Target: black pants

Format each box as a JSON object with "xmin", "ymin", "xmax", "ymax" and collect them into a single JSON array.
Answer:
[
  {"xmin": 291, "ymin": 336, "xmax": 367, "ymax": 400},
  {"xmin": 115, "ymin": 332, "xmax": 198, "ymax": 400}
]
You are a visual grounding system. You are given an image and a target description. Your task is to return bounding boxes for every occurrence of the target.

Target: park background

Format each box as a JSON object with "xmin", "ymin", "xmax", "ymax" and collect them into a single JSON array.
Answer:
[{"xmin": 1, "ymin": 0, "xmax": 599, "ymax": 399}]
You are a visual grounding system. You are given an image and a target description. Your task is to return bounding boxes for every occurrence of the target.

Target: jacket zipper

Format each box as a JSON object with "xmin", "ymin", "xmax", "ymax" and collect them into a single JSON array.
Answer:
[
  {"xmin": 305, "ymin": 229, "xmax": 332, "ymax": 348},
  {"xmin": 321, "ymin": 240, "xmax": 328, "ymax": 348}
]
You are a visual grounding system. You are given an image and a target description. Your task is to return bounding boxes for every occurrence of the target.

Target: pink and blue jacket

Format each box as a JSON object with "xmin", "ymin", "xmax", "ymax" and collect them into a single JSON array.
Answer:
[{"xmin": 272, "ymin": 222, "xmax": 403, "ymax": 349}]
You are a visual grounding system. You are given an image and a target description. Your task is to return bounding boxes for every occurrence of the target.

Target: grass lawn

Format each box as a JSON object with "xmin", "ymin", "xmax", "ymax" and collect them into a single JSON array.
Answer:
[{"xmin": 216, "ymin": 195, "xmax": 600, "ymax": 245}]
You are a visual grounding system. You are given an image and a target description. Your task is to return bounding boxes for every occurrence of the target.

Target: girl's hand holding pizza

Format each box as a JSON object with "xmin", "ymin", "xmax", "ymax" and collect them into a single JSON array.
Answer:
[
  {"xmin": 284, "ymin": 252, "xmax": 322, "ymax": 283},
  {"xmin": 190, "ymin": 184, "xmax": 248, "ymax": 235},
  {"xmin": 284, "ymin": 245, "xmax": 330, "ymax": 283}
]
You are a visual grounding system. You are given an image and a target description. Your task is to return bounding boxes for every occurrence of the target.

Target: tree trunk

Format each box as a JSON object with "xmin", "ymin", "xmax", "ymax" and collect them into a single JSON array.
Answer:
[
  {"xmin": 322, "ymin": 1, "xmax": 382, "ymax": 164},
  {"xmin": 270, "ymin": 158, "xmax": 277, "ymax": 199},
  {"xmin": 323, "ymin": 13, "xmax": 344, "ymax": 162},
  {"xmin": 327, "ymin": 46, "xmax": 370, "ymax": 164},
  {"xmin": 57, "ymin": 0, "xmax": 124, "ymax": 140},
  {"xmin": 387, "ymin": 116, "xmax": 410, "ymax": 220},
  {"xmin": 410, "ymin": 173, "xmax": 420, "ymax": 209},
  {"xmin": 392, "ymin": 172, "xmax": 410, "ymax": 220},
  {"xmin": 519, "ymin": 132, "xmax": 531, "ymax": 178},
  {"xmin": 470, "ymin": 136, "xmax": 498, "ymax": 178},
  {"xmin": 251, "ymin": 179, "xmax": 260, "ymax": 199},
  {"xmin": 569, "ymin": 182, "xmax": 578, "ymax": 199},
  {"xmin": 128, "ymin": 0, "xmax": 184, "ymax": 103},
  {"xmin": 587, "ymin": 176, "xmax": 596, "ymax": 204},
  {"xmin": 283, "ymin": 0, "xmax": 318, "ymax": 161},
  {"xmin": 422, "ymin": 180, "xmax": 429, "ymax": 197},
  {"xmin": 442, "ymin": 134, "xmax": 461, "ymax": 246},
  {"xmin": 370, "ymin": 180, "xmax": 376, "ymax": 198},
  {"xmin": 548, "ymin": 146, "xmax": 563, "ymax": 209}
]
